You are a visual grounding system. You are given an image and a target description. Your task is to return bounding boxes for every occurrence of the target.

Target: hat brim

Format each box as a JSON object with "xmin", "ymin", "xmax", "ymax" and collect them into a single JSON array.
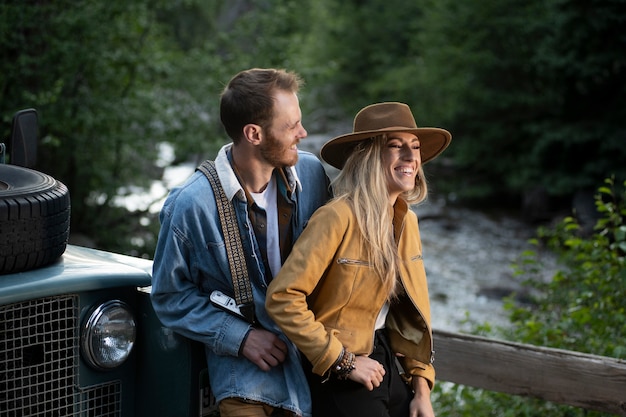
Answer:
[{"xmin": 320, "ymin": 127, "xmax": 451, "ymax": 170}]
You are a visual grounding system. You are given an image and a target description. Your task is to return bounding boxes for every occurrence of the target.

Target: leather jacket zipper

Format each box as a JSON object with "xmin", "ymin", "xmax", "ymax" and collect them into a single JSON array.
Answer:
[{"xmin": 336, "ymin": 258, "xmax": 370, "ymax": 266}]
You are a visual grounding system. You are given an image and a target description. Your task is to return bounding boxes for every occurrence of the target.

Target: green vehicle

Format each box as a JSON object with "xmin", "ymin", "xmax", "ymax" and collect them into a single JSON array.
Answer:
[{"xmin": 1, "ymin": 110, "xmax": 214, "ymax": 416}]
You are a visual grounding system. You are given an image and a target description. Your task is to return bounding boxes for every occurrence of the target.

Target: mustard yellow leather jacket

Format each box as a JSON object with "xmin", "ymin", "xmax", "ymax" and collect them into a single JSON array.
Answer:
[{"xmin": 266, "ymin": 197, "xmax": 436, "ymax": 387}]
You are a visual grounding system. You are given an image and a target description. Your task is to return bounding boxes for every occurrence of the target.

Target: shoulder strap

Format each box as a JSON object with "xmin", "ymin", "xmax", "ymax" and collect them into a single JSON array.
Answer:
[{"xmin": 197, "ymin": 160, "xmax": 255, "ymax": 323}]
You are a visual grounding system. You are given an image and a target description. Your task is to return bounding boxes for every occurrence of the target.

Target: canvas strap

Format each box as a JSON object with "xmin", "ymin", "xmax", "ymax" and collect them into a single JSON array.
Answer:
[{"xmin": 197, "ymin": 160, "xmax": 255, "ymax": 323}]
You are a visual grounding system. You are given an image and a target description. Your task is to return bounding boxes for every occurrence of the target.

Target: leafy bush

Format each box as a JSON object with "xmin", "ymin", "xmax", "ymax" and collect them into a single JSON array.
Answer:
[
  {"xmin": 508, "ymin": 177, "xmax": 626, "ymax": 358},
  {"xmin": 433, "ymin": 177, "xmax": 626, "ymax": 416}
]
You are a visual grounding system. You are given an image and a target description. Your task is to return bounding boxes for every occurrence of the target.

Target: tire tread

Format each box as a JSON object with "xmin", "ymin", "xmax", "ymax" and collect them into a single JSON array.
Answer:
[{"xmin": 0, "ymin": 179, "xmax": 70, "ymax": 274}]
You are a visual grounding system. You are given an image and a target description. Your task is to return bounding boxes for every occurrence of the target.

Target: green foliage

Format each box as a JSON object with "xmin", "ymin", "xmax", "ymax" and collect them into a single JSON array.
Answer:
[
  {"xmin": 433, "ymin": 384, "xmax": 589, "ymax": 417},
  {"xmin": 299, "ymin": 0, "xmax": 432, "ymax": 118},
  {"xmin": 519, "ymin": 0, "xmax": 626, "ymax": 197},
  {"xmin": 0, "ymin": 0, "xmax": 320, "ymax": 255},
  {"xmin": 415, "ymin": 0, "xmax": 561, "ymax": 197},
  {"xmin": 2, "ymin": 0, "xmax": 626, "ymax": 257},
  {"xmin": 305, "ymin": 0, "xmax": 626, "ymax": 201},
  {"xmin": 0, "ymin": 0, "xmax": 205, "ymax": 255},
  {"xmin": 418, "ymin": 0, "xmax": 558, "ymax": 197},
  {"xmin": 432, "ymin": 177, "xmax": 626, "ymax": 416},
  {"xmin": 508, "ymin": 177, "xmax": 626, "ymax": 358}
]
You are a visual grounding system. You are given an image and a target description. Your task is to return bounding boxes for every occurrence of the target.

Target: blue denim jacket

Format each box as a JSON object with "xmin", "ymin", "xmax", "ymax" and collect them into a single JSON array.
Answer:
[{"xmin": 151, "ymin": 144, "xmax": 330, "ymax": 417}]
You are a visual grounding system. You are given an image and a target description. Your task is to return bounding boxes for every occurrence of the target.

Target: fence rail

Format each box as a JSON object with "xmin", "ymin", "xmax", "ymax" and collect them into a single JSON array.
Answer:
[{"xmin": 433, "ymin": 329, "xmax": 626, "ymax": 416}]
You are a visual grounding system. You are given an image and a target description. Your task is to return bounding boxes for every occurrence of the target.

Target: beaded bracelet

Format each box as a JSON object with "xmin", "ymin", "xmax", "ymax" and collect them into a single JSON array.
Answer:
[{"xmin": 332, "ymin": 348, "xmax": 356, "ymax": 380}]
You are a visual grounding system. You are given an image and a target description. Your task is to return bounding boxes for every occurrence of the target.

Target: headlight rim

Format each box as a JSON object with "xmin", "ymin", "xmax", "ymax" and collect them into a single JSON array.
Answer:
[{"xmin": 81, "ymin": 299, "xmax": 137, "ymax": 371}]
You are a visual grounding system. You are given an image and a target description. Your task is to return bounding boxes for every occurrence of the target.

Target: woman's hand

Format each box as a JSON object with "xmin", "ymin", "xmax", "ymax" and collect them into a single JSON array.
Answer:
[
  {"xmin": 347, "ymin": 355, "xmax": 386, "ymax": 391},
  {"xmin": 410, "ymin": 376, "xmax": 435, "ymax": 417}
]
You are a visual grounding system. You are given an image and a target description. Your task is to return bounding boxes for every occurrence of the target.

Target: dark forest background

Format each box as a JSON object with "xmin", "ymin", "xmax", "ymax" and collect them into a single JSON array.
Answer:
[{"xmin": 2, "ymin": 0, "xmax": 625, "ymax": 257}]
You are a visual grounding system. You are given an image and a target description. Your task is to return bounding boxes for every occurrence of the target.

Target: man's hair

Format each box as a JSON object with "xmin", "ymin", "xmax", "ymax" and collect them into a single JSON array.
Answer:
[{"xmin": 220, "ymin": 68, "xmax": 303, "ymax": 143}]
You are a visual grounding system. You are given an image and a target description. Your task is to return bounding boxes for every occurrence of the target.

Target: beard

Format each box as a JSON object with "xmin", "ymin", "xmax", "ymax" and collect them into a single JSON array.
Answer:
[{"xmin": 260, "ymin": 131, "xmax": 299, "ymax": 168}]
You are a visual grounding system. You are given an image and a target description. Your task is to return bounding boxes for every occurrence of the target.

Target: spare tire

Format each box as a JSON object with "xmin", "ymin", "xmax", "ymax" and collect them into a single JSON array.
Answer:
[{"xmin": 0, "ymin": 164, "xmax": 70, "ymax": 274}]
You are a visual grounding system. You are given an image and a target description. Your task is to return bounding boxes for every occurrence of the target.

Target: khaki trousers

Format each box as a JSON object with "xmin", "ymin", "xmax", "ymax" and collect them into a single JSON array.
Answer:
[{"xmin": 219, "ymin": 397, "xmax": 298, "ymax": 417}]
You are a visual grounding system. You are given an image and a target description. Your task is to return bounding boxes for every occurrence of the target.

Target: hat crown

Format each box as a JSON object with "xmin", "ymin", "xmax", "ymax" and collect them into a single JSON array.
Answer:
[{"xmin": 353, "ymin": 102, "xmax": 417, "ymax": 133}]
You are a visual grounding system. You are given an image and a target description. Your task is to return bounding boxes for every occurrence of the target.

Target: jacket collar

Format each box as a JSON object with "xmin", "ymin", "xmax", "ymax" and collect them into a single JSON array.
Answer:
[
  {"xmin": 215, "ymin": 143, "xmax": 302, "ymax": 202},
  {"xmin": 392, "ymin": 198, "xmax": 409, "ymax": 243}
]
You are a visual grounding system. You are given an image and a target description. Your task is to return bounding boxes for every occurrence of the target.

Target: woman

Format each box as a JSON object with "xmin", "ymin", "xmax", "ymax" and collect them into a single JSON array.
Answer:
[{"xmin": 266, "ymin": 102, "xmax": 451, "ymax": 417}]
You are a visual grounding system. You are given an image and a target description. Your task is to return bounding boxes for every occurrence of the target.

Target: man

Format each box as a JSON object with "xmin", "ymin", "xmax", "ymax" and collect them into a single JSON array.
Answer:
[{"xmin": 151, "ymin": 68, "xmax": 331, "ymax": 417}]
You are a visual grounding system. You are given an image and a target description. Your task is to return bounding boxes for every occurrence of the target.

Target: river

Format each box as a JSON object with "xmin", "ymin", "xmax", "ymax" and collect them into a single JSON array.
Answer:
[{"xmin": 417, "ymin": 199, "xmax": 540, "ymax": 332}]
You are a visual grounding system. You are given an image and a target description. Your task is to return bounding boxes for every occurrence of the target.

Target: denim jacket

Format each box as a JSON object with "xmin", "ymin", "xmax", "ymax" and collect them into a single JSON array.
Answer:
[{"xmin": 151, "ymin": 144, "xmax": 330, "ymax": 417}]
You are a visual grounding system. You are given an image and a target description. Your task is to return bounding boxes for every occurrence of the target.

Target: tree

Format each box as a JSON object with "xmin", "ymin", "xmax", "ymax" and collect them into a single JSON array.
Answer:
[
  {"xmin": 1, "ymin": 0, "xmax": 316, "ymax": 255},
  {"xmin": 2, "ymin": 1, "xmax": 201, "ymax": 254},
  {"xmin": 302, "ymin": 0, "xmax": 626, "ymax": 206},
  {"xmin": 521, "ymin": 0, "xmax": 626, "ymax": 196},
  {"xmin": 4, "ymin": 0, "xmax": 625, "ymax": 255},
  {"xmin": 414, "ymin": 0, "xmax": 626, "ymax": 202}
]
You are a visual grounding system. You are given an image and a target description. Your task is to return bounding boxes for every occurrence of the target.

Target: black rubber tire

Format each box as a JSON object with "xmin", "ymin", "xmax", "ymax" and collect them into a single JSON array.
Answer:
[{"xmin": 0, "ymin": 164, "xmax": 71, "ymax": 274}]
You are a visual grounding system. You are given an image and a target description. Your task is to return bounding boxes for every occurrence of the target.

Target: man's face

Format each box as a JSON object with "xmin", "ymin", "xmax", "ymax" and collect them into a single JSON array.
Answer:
[{"xmin": 259, "ymin": 90, "xmax": 307, "ymax": 168}]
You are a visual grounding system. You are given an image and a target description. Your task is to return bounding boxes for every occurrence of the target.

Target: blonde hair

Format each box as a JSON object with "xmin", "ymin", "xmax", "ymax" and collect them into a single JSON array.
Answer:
[{"xmin": 330, "ymin": 135, "xmax": 428, "ymax": 298}]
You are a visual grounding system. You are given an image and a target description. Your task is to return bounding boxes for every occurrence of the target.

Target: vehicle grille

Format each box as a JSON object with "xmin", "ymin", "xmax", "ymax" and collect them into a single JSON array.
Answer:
[{"xmin": 0, "ymin": 295, "xmax": 121, "ymax": 416}]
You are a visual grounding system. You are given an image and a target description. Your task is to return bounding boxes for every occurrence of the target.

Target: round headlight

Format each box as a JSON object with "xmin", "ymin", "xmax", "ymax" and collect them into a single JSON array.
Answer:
[{"xmin": 82, "ymin": 300, "xmax": 136, "ymax": 370}]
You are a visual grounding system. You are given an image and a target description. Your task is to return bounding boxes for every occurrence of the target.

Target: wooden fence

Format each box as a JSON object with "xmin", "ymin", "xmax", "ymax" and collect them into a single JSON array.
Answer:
[{"xmin": 434, "ymin": 329, "xmax": 626, "ymax": 416}]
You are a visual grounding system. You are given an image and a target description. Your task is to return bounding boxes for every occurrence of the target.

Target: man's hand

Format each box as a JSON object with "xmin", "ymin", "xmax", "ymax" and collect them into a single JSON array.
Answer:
[{"xmin": 240, "ymin": 328, "xmax": 288, "ymax": 371}]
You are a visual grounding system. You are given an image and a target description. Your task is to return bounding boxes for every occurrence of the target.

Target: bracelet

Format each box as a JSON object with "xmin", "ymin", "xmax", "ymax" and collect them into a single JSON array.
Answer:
[{"xmin": 332, "ymin": 348, "xmax": 356, "ymax": 380}]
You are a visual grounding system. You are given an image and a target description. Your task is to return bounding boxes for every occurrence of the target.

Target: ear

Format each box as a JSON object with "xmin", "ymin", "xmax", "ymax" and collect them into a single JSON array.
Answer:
[{"xmin": 243, "ymin": 124, "xmax": 263, "ymax": 145}]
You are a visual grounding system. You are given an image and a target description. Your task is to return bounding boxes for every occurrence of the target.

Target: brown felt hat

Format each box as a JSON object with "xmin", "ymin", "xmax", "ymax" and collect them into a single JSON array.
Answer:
[{"xmin": 320, "ymin": 102, "xmax": 451, "ymax": 170}]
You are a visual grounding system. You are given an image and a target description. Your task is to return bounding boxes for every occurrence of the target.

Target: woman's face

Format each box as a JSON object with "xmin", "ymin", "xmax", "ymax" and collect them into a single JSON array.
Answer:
[{"xmin": 381, "ymin": 132, "xmax": 421, "ymax": 203}]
